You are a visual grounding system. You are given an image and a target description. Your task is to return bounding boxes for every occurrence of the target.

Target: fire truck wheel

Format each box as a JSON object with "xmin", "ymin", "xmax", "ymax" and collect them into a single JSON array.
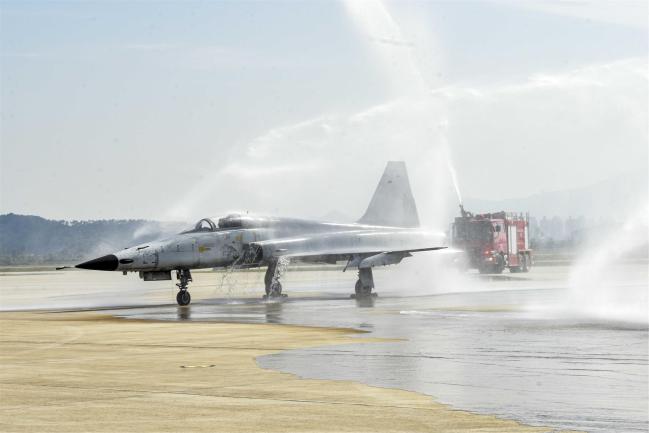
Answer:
[
  {"xmin": 510, "ymin": 254, "xmax": 523, "ymax": 273},
  {"xmin": 494, "ymin": 255, "xmax": 505, "ymax": 274}
]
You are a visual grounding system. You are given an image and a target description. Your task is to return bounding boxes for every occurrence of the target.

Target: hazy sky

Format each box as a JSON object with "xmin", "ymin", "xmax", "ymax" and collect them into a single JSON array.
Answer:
[{"xmin": 1, "ymin": 0, "xmax": 647, "ymax": 224}]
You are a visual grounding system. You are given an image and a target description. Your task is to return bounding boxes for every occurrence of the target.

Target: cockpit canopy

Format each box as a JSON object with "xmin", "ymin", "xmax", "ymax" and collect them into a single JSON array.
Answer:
[
  {"xmin": 217, "ymin": 214, "xmax": 243, "ymax": 229},
  {"xmin": 181, "ymin": 213, "xmax": 246, "ymax": 233},
  {"xmin": 192, "ymin": 218, "xmax": 217, "ymax": 232}
]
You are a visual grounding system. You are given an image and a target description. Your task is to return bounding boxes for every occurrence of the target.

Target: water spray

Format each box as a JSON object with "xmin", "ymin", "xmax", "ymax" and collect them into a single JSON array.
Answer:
[{"xmin": 438, "ymin": 119, "xmax": 464, "ymax": 214}]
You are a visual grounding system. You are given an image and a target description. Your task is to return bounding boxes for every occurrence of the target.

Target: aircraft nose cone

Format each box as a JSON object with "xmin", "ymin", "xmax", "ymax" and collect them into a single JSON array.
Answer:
[{"xmin": 76, "ymin": 254, "xmax": 119, "ymax": 271}]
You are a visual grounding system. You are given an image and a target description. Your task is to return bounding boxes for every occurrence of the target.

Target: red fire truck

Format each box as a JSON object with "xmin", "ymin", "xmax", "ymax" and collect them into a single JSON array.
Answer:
[{"xmin": 450, "ymin": 205, "xmax": 532, "ymax": 274}]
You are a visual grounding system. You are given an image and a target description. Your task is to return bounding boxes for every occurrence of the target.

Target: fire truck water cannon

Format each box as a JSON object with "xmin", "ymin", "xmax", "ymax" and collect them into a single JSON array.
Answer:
[{"xmin": 450, "ymin": 205, "xmax": 533, "ymax": 274}]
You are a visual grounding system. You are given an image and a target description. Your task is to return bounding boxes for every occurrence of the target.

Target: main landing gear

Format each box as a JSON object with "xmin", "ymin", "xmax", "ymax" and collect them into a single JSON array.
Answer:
[
  {"xmin": 353, "ymin": 268, "xmax": 376, "ymax": 298},
  {"xmin": 176, "ymin": 269, "xmax": 192, "ymax": 306},
  {"xmin": 264, "ymin": 258, "xmax": 289, "ymax": 299}
]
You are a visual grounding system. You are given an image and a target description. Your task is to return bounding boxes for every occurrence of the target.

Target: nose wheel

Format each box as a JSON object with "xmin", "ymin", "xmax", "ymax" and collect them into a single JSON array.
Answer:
[
  {"xmin": 176, "ymin": 269, "xmax": 192, "ymax": 306},
  {"xmin": 176, "ymin": 290, "xmax": 191, "ymax": 306}
]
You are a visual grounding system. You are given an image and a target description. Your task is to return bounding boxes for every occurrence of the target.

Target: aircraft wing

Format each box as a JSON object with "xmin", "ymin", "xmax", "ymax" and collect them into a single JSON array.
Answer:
[{"xmin": 247, "ymin": 230, "xmax": 446, "ymax": 268}]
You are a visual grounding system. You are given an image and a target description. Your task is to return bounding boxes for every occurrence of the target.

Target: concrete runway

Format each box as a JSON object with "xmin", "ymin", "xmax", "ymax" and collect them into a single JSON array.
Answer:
[{"xmin": 1, "ymin": 262, "xmax": 647, "ymax": 432}]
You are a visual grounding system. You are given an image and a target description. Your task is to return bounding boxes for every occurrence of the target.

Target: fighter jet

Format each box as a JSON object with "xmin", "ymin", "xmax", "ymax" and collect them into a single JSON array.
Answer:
[{"xmin": 76, "ymin": 161, "xmax": 446, "ymax": 305}]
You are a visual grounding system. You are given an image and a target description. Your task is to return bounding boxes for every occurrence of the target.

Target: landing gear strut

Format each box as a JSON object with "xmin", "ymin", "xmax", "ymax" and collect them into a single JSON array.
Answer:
[
  {"xmin": 264, "ymin": 258, "xmax": 288, "ymax": 299},
  {"xmin": 176, "ymin": 269, "xmax": 192, "ymax": 306},
  {"xmin": 353, "ymin": 268, "xmax": 375, "ymax": 298}
]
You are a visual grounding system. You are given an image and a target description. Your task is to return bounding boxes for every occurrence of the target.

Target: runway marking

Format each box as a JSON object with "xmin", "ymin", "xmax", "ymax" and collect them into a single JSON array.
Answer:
[{"xmin": 180, "ymin": 364, "xmax": 216, "ymax": 368}]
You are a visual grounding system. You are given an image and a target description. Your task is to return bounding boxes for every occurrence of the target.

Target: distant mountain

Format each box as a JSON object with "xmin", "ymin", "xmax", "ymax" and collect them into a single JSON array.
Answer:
[
  {"xmin": 463, "ymin": 171, "xmax": 647, "ymax": 219},
  {"xmin": 0, "ymin": 214, "xmax": 184, "ymax": 265}
]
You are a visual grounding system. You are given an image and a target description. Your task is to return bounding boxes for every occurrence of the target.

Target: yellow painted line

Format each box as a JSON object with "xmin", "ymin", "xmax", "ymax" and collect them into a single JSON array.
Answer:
[{"xmin": 180, "ymin": 364, "xmax": 216, "ymax": 369}]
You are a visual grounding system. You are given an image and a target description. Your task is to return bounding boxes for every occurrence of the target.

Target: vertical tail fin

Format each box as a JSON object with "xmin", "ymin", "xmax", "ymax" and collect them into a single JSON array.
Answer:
[{"xmin": 357, "ymin": 161, "xmax": 420, "ymax": 227}]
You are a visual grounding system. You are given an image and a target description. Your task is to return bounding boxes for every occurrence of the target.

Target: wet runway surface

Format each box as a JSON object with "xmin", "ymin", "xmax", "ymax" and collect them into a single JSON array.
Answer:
[{"xmin": 2, "ymin": 264, "xmax": 648, "ymax": 432}]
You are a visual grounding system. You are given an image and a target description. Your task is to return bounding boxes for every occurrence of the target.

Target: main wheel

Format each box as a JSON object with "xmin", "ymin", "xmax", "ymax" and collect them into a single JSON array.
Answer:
[
  {"xmin": 176, "ymin": 290, "xmax": 191, "ymax": 306},
  {"xmin": 268, "ymin": 281, "xmax": 282, "ymax": 297},
  {"xmin": 355, "ymin": 279, "xmax": 372, "ymax": 297}
]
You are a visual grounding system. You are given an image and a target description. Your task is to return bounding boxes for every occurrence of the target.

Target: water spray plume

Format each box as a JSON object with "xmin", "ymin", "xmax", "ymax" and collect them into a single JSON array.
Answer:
[
  {"xmin": 525, "ymin": 204, "xmax": 649, "ymax": 326},
  {"xmin": 438, "ymin": 119, "xmax": 463, "ymax": 206},
  {"xmin": 446, "ymin": 160, "xmax": 462, "ymax": 206},
  {"xmin": 566, "ymin": 205, "xmax": 649, "ymax": 325}
]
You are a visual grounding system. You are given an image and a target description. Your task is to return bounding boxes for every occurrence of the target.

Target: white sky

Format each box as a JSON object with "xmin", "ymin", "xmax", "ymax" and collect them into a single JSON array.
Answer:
[{"xmin": 1, "ymin": 0, "xmax": 647, "ymax": 224}]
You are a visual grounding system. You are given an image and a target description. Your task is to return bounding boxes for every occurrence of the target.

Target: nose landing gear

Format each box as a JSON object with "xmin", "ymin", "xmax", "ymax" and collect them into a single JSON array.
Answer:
[{"xmin": 176, "ymin": 269, "xmax": 192, "ymax": 306}]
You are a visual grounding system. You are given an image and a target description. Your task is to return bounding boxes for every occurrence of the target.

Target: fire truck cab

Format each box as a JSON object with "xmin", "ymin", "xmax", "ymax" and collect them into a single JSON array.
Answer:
[{"xmin": 451, "ymin": 206, "xmax": 532, "ymax": 274}]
